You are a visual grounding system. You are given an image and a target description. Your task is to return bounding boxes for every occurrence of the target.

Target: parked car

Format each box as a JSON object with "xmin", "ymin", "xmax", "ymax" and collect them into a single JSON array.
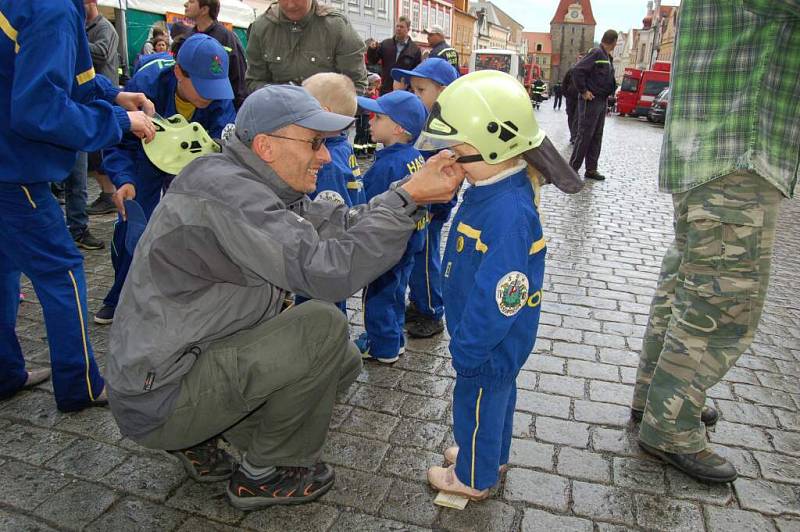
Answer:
[{"xmin": 647, "ymin": 87, "xmax": 670, "ymax": 124}]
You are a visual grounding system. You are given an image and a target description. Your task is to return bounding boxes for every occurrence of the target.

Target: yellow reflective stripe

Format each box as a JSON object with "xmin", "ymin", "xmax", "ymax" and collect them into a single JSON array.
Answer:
[
  {"xmin": 68, "ymin": 270, "xmax": 97, "ymax": 401},
  {"xmin": 76, "ymin": 67, "xmax": 95, "ymax": 85},
  {"xmin": 595, "ymin": 60, "xmax": 610, "ymax": 64},
  {"xmin": 456, "ymin": 222, "xmax": 488, "ymax": 253},
  {"xmin": 352, "ymin": 167, "xmax": 362, "ymax": 177},
  {"xmin": 529, "ymin": 237, "xmax": 546, "ymax": 255},
  {"xmin": 470, "ymin": 387, "xmax": 483, "ymax": 488},
  {"xmin": 346, "ymin": 180, "xmax": 363, "ymax": 190},
  {"xmin": 223, "ymin": 46, "xmax": 233, "ymax": 53},
  {"xmin": 0, "ymin": 10, "xmax": 19, "ymax": 53},
  {"xmin": 20, "ymin": 185, "xmax": 36, "ymax": 209},
  {"xmin": 424, "ymin": 227, "xmax": 433, "ymax": 313}
]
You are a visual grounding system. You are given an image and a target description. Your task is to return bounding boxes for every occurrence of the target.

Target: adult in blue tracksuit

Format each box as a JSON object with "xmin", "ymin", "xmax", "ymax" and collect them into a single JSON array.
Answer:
[
  {"xmin": 390, "ymin": 58, "xmax": 458, "ymax": 339},
  {"xmin": 0, "ymin": 0, "xmax": 155, "ymax": 411},
  {"xmin": 295, "ymin": 131, "xmax": 365, "ymax": 312},
  {"xmin": 354, "ymin": 90, "xmax": 428, "ymax": 362},
  {"xmin": 95, "ymin": 34, "xmax": 235, "ymax": 324}
]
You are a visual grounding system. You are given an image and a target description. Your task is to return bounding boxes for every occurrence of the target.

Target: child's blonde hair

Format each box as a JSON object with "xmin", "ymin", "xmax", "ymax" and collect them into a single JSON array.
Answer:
[{"xmin": 302, "ymin": 73, "xmax": 358, "ymax": 117}]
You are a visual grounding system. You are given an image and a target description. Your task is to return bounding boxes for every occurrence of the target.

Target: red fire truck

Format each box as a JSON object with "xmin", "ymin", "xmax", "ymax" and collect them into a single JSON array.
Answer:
[{"xmin": 616, "ymin": 61, "xmax": 671, "ymax": 117}]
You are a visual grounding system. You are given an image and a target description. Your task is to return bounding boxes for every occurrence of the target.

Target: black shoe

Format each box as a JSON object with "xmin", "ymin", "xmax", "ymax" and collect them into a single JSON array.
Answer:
[
  {"xmin": 172, "ymin": 438, "xmax": 237, "ymax": 483},
  {"xmin": 227, "ymin": 463, "xmax": 335, "ymax": 509},
  {"xmin": 631, "ymin": 405, "xmax": 719, "ymax": 427},
  {"xmin": 94, "ymin": 305, "xmax": 115, "ymax": 325},
  {"xmin": 585, "ymin": 171, "xmax": 606, "ymax": 181},
  {"xmin": 405, "ymin": 302, "xmax": 424, "ymax": 325},
  {"xmin": 73, "ymin": 229, "xmax": 105, "ymax": 250},
  {"xmin": 406, "ymin": 314, "xmax": 445, "ymax": 338},
  {"xmin": 638, "ymin": 441, "xmax": 737, "ymax": 483},
  {"xmin": 87, "ymin": 193, "xmax": 116, "ymax": 215}
]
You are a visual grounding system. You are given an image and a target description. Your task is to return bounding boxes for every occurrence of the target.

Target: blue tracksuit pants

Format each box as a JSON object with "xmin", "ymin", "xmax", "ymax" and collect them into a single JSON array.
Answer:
[
  {"xmin": 453, "ymin": 377, "xmax": 517, "ymax": 490},
  {"xmin": 103, "ymin": 173, "xmax": 163, "ymax": 309},
  {"xmin": 0, "ymin": 183, "xmax": 104, "ymax": 411},
  {"xmin": 408, "ymin": 216, "xmax": 446, "ymax": 320},
  {"xmin": 363, "ymin": 251, "xmax": 414, "ymax": 357}
]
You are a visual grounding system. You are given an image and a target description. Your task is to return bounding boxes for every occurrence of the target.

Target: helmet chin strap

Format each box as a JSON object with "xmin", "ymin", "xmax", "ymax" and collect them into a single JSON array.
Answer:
[{"xmin": 455, "ymin": 154, "xmax": 484, "ymax": 163}]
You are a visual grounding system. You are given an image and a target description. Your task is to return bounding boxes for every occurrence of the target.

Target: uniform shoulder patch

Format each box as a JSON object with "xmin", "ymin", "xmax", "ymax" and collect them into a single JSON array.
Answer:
[
  {"xmin": 315, "ymin": 190, "xmax": 346, "ymax": 205},
  {"xmin": 495, "ymin": 271, "xmax": 529, "ymax": 317}
]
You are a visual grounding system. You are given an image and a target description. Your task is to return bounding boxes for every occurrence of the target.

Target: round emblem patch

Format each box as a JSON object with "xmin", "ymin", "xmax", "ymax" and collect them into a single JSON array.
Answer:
[
  {"xmin": 495, "ymin": 271, "xmax": 529, "ymax": 317},
  {"xmin": 456, "ymin": 236, "xmax": 465, "ymax": 253},
  {"xmin": 315, "ymin": 190, "xmax": 345, "ymax": 205}
]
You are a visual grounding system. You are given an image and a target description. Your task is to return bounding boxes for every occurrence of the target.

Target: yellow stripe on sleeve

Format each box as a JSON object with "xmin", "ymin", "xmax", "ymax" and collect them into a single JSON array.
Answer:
[
  {"xmin": 76, "ymin": 67, "xmax": 96, "ymax": 85},
  {"xmin": 0, "ymin": 10, "xmax": 20, "ymax": 53}
]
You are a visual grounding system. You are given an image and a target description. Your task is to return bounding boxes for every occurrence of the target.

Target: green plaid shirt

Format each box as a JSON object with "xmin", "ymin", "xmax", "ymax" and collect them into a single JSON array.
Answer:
[{"xmin": 660, "ymin": 0, "xmax": 800, "ymax": 198}]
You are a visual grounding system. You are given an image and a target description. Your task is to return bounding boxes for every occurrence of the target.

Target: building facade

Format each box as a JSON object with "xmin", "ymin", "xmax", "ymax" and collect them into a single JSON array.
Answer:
[
  {"xmin": 394, "ymin": 0, "xmax": 455, "ymax": 49},
  {"xmin": 550, "ymin": 0, "xmax": 596, "ymax": 83},
  {"xmin": 470, "ymin": 2, "xmax": 524, "ymax": 54},
  {"xmin": 524, "ymin": 31, "xmax": 552, "ymax": 82},
  {"xmin": 656, "ymin": 5, "xmax": 678, "ymax": 62},
  {"xmin": 318, "ymin": 0, "xmax": 395, "ymax": 41},
  {"xmin": 451, "ymin": 0, "xmax": 476, "ymax": 70}
]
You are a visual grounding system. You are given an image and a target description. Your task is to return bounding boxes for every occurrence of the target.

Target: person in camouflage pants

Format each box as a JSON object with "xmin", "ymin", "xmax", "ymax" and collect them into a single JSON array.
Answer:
[{"xmin": 631, "ymin": 1, "xmax": 799, "ymax": 483}]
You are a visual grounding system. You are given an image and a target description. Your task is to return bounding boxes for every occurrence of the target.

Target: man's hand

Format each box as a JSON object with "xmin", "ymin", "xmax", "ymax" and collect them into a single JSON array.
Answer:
[
  {"xmin": 401, "ymin": 150, "xmax": 465, "ymax": 204},
  {"xmin": 582, "ymin": 90, "xmax": 595, "ymax": 101},
  {"xmin": 128, "ymin": 111, "xmax": 156, "ymax": 143},
  {"xmin": 116, "ymin": 91, "xmax": 156, "ymax": 116},
  {"xmin": 113, "ymin": 183, "xmax": 136, "ymax": 221}
]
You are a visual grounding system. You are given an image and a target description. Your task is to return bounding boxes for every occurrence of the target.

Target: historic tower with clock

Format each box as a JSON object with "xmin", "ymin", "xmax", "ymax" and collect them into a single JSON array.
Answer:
[{"xmin": 550, "ymin": 0, "xmax": 597, "ymax": 83}]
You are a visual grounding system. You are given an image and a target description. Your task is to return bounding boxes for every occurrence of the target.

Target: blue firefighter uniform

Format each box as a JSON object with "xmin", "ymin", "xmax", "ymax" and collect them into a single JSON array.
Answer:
[
  {"xmin": 100, "ymin": 57, "xmax": 235, "ymax": 311},
  {"xmin": 0, "ymin": 0, "xmax": 130, "ymax": 410},
  {"xmin": 361, "ymin": 143, "xmax": 427, "ymax": 358},
  {"xmin": 442, "ymin": 165, "xmax": 546, "ymax": 490},
  {"xmin": 296, "ymin": 132, "xmax": 365, "ymax": 312},
  {"xmin": 408, "ymin": 149, "xmax": 456, "ymax": 322}
]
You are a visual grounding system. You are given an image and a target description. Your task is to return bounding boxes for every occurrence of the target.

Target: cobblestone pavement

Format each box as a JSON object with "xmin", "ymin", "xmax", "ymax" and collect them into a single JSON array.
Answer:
[{"xmin": 3, "ymin": 106, "xmax": 800, "ymax": 532}]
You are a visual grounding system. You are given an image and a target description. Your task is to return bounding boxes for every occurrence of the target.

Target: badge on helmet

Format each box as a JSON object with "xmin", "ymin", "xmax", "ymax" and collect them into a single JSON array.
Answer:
[{"xmin": 142, "ymin": 114, "xmax": 222, "ymax": 175}]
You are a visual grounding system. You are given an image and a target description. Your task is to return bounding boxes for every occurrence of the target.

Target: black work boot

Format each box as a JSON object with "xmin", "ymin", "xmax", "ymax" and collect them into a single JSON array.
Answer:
[
  {"xmin": 406, "ymin": 314, "xmax": 445, "ymax": 338},
  {"xmin": 404, "ymin": 302, "xmax": 424, "ymax": 325},
  {"xmin": 631, "ymin": 405, "xmax": 719, "ymax": 427},
  {"xmin": 639, "ymin": 441, "xmax": 737, "ymax": 483},
  {"xmin": 172, "ymin": 438, "xmax": 237, "ymax": 482},
  {"xmin": 585, "ymin": 171, "xmax": 606, "ymax": 181}
]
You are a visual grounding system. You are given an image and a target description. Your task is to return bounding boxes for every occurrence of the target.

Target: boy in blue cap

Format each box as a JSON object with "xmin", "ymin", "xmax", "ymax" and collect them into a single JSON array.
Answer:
[
  {"xmin": 354, "ymin": 91, "xmax": 428, "ymax": 363},
  {"xmin": 391, "ymin": 58, "xmax": 458, "ymax": 339},
  {"xmin": 0, "ymin": 0, "xmax": 156, "ymax": 412},
  {"xmin": 95, "ymin": 33, "xmax": 236, "ymax": 325},
  {"xmin": 296, "ymin": 73, "xmax": 365, "ymax": 313}
]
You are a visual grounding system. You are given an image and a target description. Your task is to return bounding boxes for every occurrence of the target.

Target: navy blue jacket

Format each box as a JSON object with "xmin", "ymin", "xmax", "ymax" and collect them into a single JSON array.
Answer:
[
  {"xmin": 0, "ymin": 0, "xmax": 129, "ymax": 184},
  {"xmin": 103, "ymin": 58, "xmax": 236, "ymax": 188},
  {"xmin": 571, "ymin": 47, "xmax": 617, "ymax": 99},
  {"xmin": 310, "ymin": 133, "xmax": 365, "ymax": 207},
  {"xmin": 442, "ymin": 168, "xmax": 546, "ymax": 388},
  {"xmin": 363, "ymin": 142, "xmax": 426, "ymax": 254}
]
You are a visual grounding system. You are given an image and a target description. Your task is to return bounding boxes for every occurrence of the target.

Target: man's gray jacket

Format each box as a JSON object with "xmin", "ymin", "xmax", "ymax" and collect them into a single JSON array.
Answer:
[
  {"xmin": 106, "ymin": 136, "xmax": 423, "ymax": 438},
  {"xmin": 86, "ymin": 14, "xmax": 119, "ymax": 85}
]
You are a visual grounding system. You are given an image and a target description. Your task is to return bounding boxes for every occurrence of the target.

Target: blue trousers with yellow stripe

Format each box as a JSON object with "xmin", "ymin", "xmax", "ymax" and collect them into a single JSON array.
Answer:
[
  {"xmin": 363, "ymin": 251, "xmax": 414, "ymax": 357},
  {"xmin": 408, "ymin": 217, "xmax": 446, "ymax": 320},
  {"xmin": 0, "ymin": 183, "xmax": 104, "ymax": 411},
  {"xmin": 103, "ymin": 173, "xmax": 163, "ymax": 309},
  {"xmin": 453, "ymin": 377, "xmax": 516, "ymax": 490}
]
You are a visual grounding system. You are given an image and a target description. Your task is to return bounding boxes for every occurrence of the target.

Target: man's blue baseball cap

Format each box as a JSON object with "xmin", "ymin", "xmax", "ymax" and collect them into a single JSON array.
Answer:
[
  {"xmin": 357, "ymin": 91, "xmax": 428, "ymax": 140},
  {"xmin": 176, "ymin": 34, "xmax": 233, "ymax": 101},
  {"xmin": 391, "ymin": 58, "xmax": 458, "ymax": 87}
]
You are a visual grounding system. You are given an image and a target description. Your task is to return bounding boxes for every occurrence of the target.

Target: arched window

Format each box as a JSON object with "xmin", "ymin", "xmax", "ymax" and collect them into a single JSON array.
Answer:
[{"xmin": 536, "ymin": 44, "xmax": 542, "ymax": 52}]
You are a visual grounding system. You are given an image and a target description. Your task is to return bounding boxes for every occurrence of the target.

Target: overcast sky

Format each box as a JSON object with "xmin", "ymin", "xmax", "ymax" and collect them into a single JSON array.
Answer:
[{"xmin": 488, "ymin": 0, "xmax": 681, "ymax": 40}]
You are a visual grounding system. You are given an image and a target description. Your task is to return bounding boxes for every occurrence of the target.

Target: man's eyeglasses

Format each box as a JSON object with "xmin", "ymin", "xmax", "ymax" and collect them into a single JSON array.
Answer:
[{"xmin": 266, "ymin": 134, "xmax": 325, "ymax": 151}]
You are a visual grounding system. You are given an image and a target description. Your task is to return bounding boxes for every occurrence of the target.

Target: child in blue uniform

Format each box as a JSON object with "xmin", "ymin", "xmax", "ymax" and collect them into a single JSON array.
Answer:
[
  {"xmin": 354, "ymin": 91, "xmax": 428, "ymax": 363},
  {"xmin": 0, "ymin": 0, "xmax": 155, "ymax": 411},
  {"xmin": 94, "ymin": 34, "xmax": 235, "ymax": 325},
  {"xmin": 296, "ymin": 73, "xmax": 365, "ymax": 312},
  {"xmin": 390, "ymin": 58, "xmax": 459, "ymax": 339},
  {"xmin": 417, "ymin": 71, "xmax": 569, "ymax": 500}
]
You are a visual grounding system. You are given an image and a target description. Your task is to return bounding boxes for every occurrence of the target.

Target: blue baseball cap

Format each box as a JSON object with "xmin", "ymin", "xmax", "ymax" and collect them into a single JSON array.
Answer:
[
  {"xmin": 357, "ymin": 91, "xmax": 428, "ymax": 140},
  {"xmin": 236, "ymin": 85, "xmax": 355, "ymax": 145},
  {"xmin": 176, "ymin": 34, "xmax": 233, "ymax": 101},
  {"xmin": 391, "ymin": 58, "xmax": 458, "ymax": 87}
]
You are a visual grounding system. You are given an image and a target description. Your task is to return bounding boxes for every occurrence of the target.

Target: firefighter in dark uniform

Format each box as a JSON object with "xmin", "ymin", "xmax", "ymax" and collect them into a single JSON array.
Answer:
[
  {"xmin": 530, "ymin": 78, "xmax": 546, "ymax": 110},
  {"xmin": 569, "ymin": 30, "xmax": 618, "ymax": 181},
  {"xmin": 426, "ymin": 24, "xmax": 459, "ymax": 74},
  {"xmin": 562, "ymin": 54, "xmax": 584, "ymax": 144}
]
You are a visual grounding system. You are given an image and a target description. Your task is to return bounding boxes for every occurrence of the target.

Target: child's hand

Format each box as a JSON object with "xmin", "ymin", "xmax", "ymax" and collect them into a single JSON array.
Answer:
[{"xmin": 401, "ymin": 150, "xmax": 465, "ymax": 204}]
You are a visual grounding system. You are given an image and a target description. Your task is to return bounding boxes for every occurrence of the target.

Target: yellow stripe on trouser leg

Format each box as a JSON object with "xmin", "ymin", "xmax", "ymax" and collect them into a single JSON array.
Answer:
[
  {"xmin": 424, "ymin": 229, "xmax": 433, "ymax": 313},
  {"xmin": 20, "ymin": 185, "xmax": 37, "ymax": 209},
  {"xmin": 470, "ymin": 387, "xmax": 483, "ymax": 488},
  {"xmin": 68, "ymin": 270, "xmax": 96, "ymax": 401}
]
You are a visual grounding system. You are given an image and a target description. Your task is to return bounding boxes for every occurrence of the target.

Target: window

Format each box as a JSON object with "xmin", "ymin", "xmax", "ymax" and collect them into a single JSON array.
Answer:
[
  {"xmin": 536, "ymin": 44, "xmax": 542, "ymax": 52},
  {"xmin": 445, "ymin": 12, "xmax": 451, "ymax": 36},
  {"xmin": 620, "ymin": 75, "xmax": 639, "ymax": 92},
  {"xmin": 349, "ymin": 0, "xmax": 359, "ymax": 10},
  {"xmin": 412, "ymin": 0, "xmax": 421, "ymax": 30},
  {"xmin": 377, "ymin": 0, "xmax": 387, "ymax": 12},
  {"xmin": 422, "ymin": 3, "xmax": 429, "ymax": 29},
  {"xmin": 437, "ymin": 7, "xmax": 444, "ymax": 28},
  {"xmin": 402, "ymin": 0, "xmax": 411, "ymax": 17},
  {"xmin": 643, "ymin": 79, "xmax": 669, "ymax": 96},
  {"xmin": 364, "ymin": 0, "xmax": 373, "ymax": 8}
]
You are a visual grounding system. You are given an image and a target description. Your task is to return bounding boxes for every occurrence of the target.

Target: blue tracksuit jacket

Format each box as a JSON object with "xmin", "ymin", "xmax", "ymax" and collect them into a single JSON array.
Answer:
[
  {"xmin": 443, "ymin": 166, "xmax": 546, "ymax": 491},
  {"xmin": 0, "ymin": 0, "xmax": 129, "ymax": 184},
  {"xmin": 362, "ymin": 142, "xmax": 426, "ymax": 357},
  {"xmin": 309, "ymin": 133, "xmax": 365, "ymax": 207}
]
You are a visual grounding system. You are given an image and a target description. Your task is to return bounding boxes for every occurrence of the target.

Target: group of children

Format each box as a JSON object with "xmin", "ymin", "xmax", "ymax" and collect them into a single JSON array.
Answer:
[{"xmin": 297, "ymin": 59, "xmax": 551, "ymax": 500}]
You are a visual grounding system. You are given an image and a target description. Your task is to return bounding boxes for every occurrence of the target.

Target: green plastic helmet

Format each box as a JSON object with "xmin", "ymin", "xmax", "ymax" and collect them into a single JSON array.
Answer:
[
  {"xmin": 415, "ymin": 70, "xmax": 546, "ymax": 164},
  {"xmin": 142, "ymin": 114, "xmax": 222, "ymax": 175}
]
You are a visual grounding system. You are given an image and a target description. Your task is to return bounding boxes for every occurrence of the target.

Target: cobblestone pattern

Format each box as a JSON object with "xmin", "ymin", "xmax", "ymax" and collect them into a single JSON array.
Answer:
[{"xmin": 3, "ymin": 107, "xmax": 800, "ymax": 531}]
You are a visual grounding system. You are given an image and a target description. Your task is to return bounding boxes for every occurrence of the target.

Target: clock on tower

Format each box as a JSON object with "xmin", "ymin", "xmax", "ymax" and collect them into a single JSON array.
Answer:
[{"xmin": 567, "ymin": 2, "xmax": 585, "ymax": 23}]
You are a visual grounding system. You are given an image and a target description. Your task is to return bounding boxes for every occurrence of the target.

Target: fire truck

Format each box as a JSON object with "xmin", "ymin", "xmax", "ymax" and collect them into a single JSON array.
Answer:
[{"xmin": 616, "ymin": 61, "xmax": 671, "ymax": 117}]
